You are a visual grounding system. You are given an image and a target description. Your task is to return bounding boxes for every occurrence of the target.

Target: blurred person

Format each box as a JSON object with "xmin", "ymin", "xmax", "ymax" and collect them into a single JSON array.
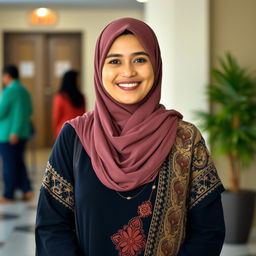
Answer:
[
  {"xmin": 0, "ymin": 65, "xmax": 33, "ymax": 203},
  {"xmin": 36, "ymin": 18, "xmax": 225, "ymax": 255},
  {"xmin": 52, "ymin": 70, "xmax": 86, "ymax": 139}
]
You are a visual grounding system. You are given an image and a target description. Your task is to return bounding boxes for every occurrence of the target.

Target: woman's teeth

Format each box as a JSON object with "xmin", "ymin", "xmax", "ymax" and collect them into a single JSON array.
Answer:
[{"xmin": 118, "ymin": 83, "xmax": 139, "ymax": 88}]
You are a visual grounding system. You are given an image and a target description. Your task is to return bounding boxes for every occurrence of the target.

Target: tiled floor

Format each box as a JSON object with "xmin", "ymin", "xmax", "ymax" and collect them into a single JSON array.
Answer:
[
  {"xmin": 0, "ymin": 148, "xmax": 255, "ymax": 256},
  {"xmin": 0, "ymin": 148, "xmax": 49, "ymax": 256}
]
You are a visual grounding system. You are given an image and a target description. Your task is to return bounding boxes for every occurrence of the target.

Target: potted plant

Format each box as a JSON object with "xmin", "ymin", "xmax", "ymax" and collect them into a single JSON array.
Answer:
[{"xmin": 196, "ymin": 53, "xmax": 256, "ymax": 244}]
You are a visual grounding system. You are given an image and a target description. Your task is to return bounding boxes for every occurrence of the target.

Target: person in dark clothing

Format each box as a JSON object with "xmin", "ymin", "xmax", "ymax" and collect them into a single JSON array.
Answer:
[
  {"xmin": 0, "ymin": 65, "xmax": 33, "ymax": 202},
  {"xmin": 36, "ymin": 18, "xmax": 225, "ymax": 256}
]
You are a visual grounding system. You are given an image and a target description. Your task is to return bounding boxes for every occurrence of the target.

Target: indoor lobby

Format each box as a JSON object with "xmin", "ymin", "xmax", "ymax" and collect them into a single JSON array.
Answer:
[{"xmin": 0, "ymin": 0, "xmax": 256, "ymax": 255}]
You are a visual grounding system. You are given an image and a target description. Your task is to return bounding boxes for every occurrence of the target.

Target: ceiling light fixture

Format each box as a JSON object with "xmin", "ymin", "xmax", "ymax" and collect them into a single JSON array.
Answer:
[
  {"xmin": 36, "ymin": 8, "xmax": 49, "ymax": 17},
  {"xmin": 30, "ymin": 7, "xmax": 57, "ymax": 25},
  {"xmin": 136, "ymin": 0, "xmax": 148, "ymax": 3}
]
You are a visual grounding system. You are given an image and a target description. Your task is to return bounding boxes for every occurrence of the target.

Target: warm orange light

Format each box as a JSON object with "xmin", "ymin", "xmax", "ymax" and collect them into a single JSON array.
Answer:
[{"xmin": 30, "ymin": 8, "xmax": 57, "ymax": 25}]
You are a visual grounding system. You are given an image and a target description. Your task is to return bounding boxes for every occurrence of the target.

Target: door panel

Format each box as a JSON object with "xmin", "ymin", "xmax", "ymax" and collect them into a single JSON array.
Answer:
[
  {"xmin": 4, "ymin": 34, "xmax": 46, "ymax": 148},
  {"xmin": 3, "ymin": 33, "xmax": 82, "ymax": 148},
  {"xmin": 46, "ymin": 34, "xmax": 82, "ymax": 145}
]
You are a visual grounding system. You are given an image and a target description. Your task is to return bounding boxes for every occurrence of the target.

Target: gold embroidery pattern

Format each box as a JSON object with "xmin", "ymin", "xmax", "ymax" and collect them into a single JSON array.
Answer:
[
  {"xmin": 189, "ymin": 139, "xmax": 222, "ymax": 209},
  {"xmin": 144, "ymin": 121, "xmax": 194, "ymax": 256},
  {"xmin": 42, "ymin": 161, "xmax": 74, "ymax": 211},
  {"xmin": 144, "ymin": 158, "xmax": 172, "ymax": 256},
  {"xmin": 158, "ymin": 121, "xmax": 194, "ymax": 256},
  {"xmin": 192, "ymin": 139, "xmax": 209, "ymax": 169},
  {"xmin": 144, "ymin": 120, "xmax": 223, "ymax": 256}
]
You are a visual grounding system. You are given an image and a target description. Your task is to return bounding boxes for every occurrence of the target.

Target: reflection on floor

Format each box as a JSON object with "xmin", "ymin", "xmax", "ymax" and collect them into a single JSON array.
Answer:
[
  {"xmin": 0, "ymin": 148, "xmax": 255, "ymax": 256},
  {"xmin": 0, "ymin": 148, "xmax": 49, "ymax": 256}
]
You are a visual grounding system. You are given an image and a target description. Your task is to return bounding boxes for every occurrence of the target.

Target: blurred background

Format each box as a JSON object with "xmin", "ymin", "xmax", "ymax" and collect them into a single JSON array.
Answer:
[{"xmin": 0, "ymin": 0, "xmax": 255, "ymax": 255}]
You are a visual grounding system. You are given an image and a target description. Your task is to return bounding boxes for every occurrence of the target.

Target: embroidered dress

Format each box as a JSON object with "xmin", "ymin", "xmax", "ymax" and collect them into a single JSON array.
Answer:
[{"xmin": 36, "ymin": 121, "xmax": 225, "ymax": 256}]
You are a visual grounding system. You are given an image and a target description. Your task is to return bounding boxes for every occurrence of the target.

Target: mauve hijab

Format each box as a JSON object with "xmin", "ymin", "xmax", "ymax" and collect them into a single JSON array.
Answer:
[{"xmin": 68, "ymin": 17, "xmax": 182, "ymax": 191}]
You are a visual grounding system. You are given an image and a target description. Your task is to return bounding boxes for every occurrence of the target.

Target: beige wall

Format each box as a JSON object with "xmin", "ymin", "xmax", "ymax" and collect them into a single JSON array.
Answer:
[
  {"xmin": 145, "ymin": 0, "xmax": 209, "ymax": 125},
  {"xmin": 210, "ymin": 0, "xmax": 256, "ymax": 190},
  {"xmin": 0, "ymin": 7, "xmax": 143, "ymax": 111}
]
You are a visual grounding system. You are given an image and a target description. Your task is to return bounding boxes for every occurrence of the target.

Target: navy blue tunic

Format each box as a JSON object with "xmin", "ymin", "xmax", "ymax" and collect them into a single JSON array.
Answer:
[{"xmin": 35, "ymin": 124, "xmax": 225, "ymax": 256}]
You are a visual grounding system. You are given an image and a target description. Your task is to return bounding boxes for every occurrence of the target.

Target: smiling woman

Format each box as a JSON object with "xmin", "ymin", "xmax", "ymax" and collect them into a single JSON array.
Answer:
[
  {"xmin": 102, "ymin": 32, "xmax": 154, "ymax": 104},
  {"xmin": 35, "ymin": 18, "xmax": 225, "ymax": 256}
]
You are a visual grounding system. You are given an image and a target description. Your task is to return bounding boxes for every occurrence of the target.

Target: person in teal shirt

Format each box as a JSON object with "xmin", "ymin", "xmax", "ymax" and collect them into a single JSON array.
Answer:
[{"xmin": 0, "ymin": 65, "xmax": 33, "ymax": 202}]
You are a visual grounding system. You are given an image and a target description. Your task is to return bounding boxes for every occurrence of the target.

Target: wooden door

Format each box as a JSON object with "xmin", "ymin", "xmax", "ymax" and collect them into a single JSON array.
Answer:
[
  {"xmin": 3, "ymin": 32, "xmax": 82, "ymax": 148},
  {"xmin": 4, "ymin": 33, "xmax": 47, "ymax": 148},
  {"xmin": 45, "ymin": 33, "xmax": 82, "ymax": 145}
]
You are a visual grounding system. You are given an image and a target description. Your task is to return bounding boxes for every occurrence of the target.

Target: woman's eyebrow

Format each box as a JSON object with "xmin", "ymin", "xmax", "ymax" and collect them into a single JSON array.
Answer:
[
  {"xmin": 132, "ymin": 51, "xmax": 149, "ymax": 57},
  {"xmin": 105, "ymin": 53, "xmax": 122, "ymax": 59},
  {"xmin": 105, "ymin": 51, "xmax": 149, "ymax": 59}
]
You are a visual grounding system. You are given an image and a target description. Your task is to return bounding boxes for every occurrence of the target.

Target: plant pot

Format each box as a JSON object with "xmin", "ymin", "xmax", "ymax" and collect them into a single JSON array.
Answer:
[{"xmin": 222, "ymin": 190, "xmax": 255, "ymax": 244}]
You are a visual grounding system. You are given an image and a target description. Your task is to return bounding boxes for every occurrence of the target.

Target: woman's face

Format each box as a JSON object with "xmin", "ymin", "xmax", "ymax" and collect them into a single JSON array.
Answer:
[{"xmin": 102, "ymin": 34, "xmax": 154, "ymax": 105}]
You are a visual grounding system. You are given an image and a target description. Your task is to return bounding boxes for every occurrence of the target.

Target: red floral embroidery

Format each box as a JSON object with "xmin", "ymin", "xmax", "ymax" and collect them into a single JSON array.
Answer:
[
  {"xmin": 111, "ymin": 217, "xmax": 146, "ymax": 256},
  {"xmin": 173, "ymin": 181, "xmax": 185, "ymax": 203},
  {"xmin": 177, "ymin": 128, "xmax": 191, "ymax": 147},
  {"xmin": 137, "ymin": 201, "xmax": 152, "ymax": 218},
  {"xmin": 176, "ymin": 154, "xmax": 189, "ymax": 176}
]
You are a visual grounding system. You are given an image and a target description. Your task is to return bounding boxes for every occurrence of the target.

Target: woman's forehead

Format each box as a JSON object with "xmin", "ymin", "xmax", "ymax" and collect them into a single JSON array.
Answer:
[{"xmin": 107, "ymin": 34, "xmax": 147, "ymax": 54}]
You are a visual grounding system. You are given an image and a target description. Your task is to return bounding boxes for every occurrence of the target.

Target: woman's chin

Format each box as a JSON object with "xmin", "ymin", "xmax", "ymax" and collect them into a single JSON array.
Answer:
[{"xmin": 115, "ymin": 96, "xmax": 142, "ymax": 105}]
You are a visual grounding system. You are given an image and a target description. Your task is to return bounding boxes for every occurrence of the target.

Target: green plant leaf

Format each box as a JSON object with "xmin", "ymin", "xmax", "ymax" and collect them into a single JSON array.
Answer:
[{"xmin": 194, "ymin": 52, "xmax": 256, "ymax": 174}]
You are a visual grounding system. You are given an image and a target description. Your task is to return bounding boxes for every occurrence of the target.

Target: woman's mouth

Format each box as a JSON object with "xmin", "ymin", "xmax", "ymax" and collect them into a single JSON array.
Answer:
[{"xmin": 116, "ymin": 82, "xmax": 140, "ymax": 91}]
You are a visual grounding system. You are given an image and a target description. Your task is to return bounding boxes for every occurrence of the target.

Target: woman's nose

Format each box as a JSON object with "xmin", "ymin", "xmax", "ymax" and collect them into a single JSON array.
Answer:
[{"xmin": 121, "ymin": 63, "xmax": 136, "ymax": 77}]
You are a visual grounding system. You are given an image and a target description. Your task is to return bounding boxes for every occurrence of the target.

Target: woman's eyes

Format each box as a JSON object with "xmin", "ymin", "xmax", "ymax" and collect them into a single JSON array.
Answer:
[
  {"xmin": 134, "ymin": 57, "xmax": 147, "ymax": 63},
  {"xmin": 108, "ymin": 57, "xmax": 147, "ymax": 65},
  {"xmin": 108, "ymin": 59, "xmax": 121, "ymax": 65}
]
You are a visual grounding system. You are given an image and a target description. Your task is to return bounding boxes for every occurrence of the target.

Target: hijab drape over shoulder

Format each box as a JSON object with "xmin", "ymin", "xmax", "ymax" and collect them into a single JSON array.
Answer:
[{"xmin": 68, "ymin": 17, "xmax": 182, "ymax": 191}]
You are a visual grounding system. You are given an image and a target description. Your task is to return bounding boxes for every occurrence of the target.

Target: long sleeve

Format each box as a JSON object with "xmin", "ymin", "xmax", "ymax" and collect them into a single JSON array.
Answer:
[
  {"xmin": 9, "ymin": 84, "xmax": 33, "ymax": 136},
  {"xmin": 177, "ymin": 195, "xmax": 225, "ymax": 256},
  {"xmin": 0, "ymin": 88, "xmax": 11, "ymax": 119},
  {"xmin": 52, "ymin": 94, "xmax": 64, "ymax": 138},
  {"xmin": 35, "ymin": 124, "xmax": 81, "ymax": 256},
  {"xmin": 177, "ymin": 128, "xmax": 225, "ymax": 256},
  {"xmin": 10, "ymin": 94, "xmax": 28, "ymax": 135}
]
